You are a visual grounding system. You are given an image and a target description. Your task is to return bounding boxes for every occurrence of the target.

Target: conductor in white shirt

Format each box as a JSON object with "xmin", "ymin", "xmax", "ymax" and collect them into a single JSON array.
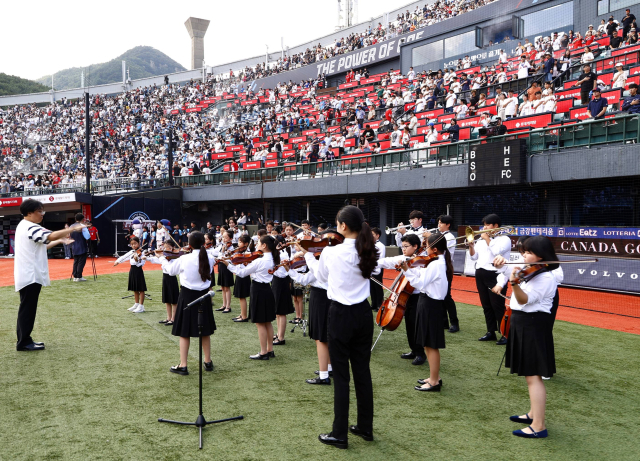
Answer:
[
  {"xmin": 14, "ymin": 199, "xmax": 83, "ymax": 351},
  {"xmin": 468, "ymin": 214, "xmax": 512, "ymax": 345}
]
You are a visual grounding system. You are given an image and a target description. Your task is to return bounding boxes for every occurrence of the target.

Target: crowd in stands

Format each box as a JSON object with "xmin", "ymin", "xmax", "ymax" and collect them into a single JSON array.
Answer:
[{"xmin": 1, "ymin": 5, "xmax": 640, "ymax": 195}]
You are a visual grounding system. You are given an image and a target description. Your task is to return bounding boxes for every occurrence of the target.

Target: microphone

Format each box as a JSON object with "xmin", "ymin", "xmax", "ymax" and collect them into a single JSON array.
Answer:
[{"xmin": 186, "ymin": 290, "xmax": 215, "ymax": 308}]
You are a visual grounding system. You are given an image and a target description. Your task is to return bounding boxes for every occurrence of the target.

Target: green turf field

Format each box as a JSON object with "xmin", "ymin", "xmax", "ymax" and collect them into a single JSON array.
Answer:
[{"xmin": 1, "ymin": 271, "xmax": 639, "ymax": 460}]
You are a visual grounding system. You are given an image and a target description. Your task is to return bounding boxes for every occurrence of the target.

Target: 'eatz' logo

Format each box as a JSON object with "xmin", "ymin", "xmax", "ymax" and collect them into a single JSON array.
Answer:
[{"xmin": 576, "ymin": 269, "xmax": 639, "ymax": 280}]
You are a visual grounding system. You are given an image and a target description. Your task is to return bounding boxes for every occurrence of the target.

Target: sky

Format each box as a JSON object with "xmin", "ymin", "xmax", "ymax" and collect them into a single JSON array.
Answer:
[{"xmin": 0, "ymin": 0, "xmax": 412, "ymax": 81}]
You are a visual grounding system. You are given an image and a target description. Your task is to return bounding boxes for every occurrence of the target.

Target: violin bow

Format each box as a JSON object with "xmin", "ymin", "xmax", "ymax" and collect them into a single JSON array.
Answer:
[{"xmin": 499, "ymin": 258, "xmax": 598, "ymax": 264}]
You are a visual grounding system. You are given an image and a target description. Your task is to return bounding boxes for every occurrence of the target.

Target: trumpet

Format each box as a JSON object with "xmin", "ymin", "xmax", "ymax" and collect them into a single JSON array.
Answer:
[
  {"xmin": 287, "ymin": 221, "xmax": 320, "ymax": 237},
  {"xmin": 385, "ymin": 224, "xmax": 412, "ymax": 235},
  {"xmin": 454, "ymin": 225, "xmax": 515, "ymax": 246}
]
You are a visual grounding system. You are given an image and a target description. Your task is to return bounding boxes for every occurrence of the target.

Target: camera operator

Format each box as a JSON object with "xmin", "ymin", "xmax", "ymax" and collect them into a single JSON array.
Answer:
[{"xmin": 479, "ymin": 117, "xmax": 507, "ymax": 138}]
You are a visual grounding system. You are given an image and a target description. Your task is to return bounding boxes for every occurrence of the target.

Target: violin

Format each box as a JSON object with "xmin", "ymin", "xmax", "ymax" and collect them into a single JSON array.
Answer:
[
  {"xmin": 394, "ymin": 253, "xmax": 438, "ymax": 270},
  {"xmin": 512, "ymin": 264, "xmax": 549, "ymax": 285},
  {"xmin": 268, "ymin": 255, "xmax": 307, "ymax": 274},
  {"xmin": 221, "ymin": 251, "xmax": 264, "ymax": 266},
  {"xmin": 298, "ymin": 231, "xmax": 344, "ymax": 253},
  {"xmin": 162, "ymin": 246, "xmax": 193, "ymax": 260}
]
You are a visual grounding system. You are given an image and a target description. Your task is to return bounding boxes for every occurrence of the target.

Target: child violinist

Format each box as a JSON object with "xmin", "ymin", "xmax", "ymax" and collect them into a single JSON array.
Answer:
[
  {"xmin": 114, "ymin": 236, "xmax": 147, "ymax": 313},
  {"xmin": 399, "ymin": 233, "xmax": 451, "ymax": 392},
  {"xmin": 216, "ymin": 230, "xmax": 235, "ymax": 313},
  {"xmin": 375, "ymin": 233, "xmax": 426, "ymax": 365},
  {"xmin": 145, "ymin": 240, "xmax": 180, "ymax": 325},
  {"xmin": 231, "ymin": 234, "xmax": 253, "ymax": 322},
  {"xmin": 220, "ymin": 235, "xmax": 279, "ymax": 360},
  {"xmin": 313, "ymin": 206, "xmax": 378, "ymax": 449},
  {"xmin": 502, "ymin": 236, "xmax": 558, "ymax": 439},
  {"xmin": 285, "ymin": 223, "xmax": 304, "ymax": 324},
  {"xmin": 159, "ymin": 231, "xmax": 216, "ymax": 375}
]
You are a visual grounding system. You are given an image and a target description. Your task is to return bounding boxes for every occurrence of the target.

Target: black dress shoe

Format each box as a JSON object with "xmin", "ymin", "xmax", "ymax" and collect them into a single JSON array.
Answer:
[
  {"xmin": 268, "ymin": 351, "xmax": 275, "ymax": 358},
  {"xmin": 315, "ymin": 370, "xmax": 333, "ymax": 377},
  {"xmin": 306, "ymin": 377, "xmax": 331, "ymax": 385},
  {"xmin": 170, "ymin": 365, "xmax": 189, "ymax": 375},
  {"xmin": 318, "ymin": 433, "xmax": 348, "ymax": 449},
  {"xmin": 233, "ymin": 317, "xmax": 249, "ymax": 322},
  {"xmin": 412, "ymin": 355, "xmax": 426, "ymax": 365},
  {"xmin": 249, "ymin": 353, "xmax": 270, "ymax": 360},
  {"xmin": 204, "ymin": 361, "xmax": 214, "ymax": 372},
  {"xmin": 415, "ymin": 382, "xmax": 442, "ymax": 392},
  {"xmin": 17, "ymin": 343, "xmax": 45, "ymax": 352},
  {"xmin": 496, "ymin": 336, "xmax": 508, "ymax": 345},
  {"xmin": 448, "ymin": 325, "xmax": 460, "ymax": 333},
  {"xmin": 32, "ymin": 341, "xmax": 45, "ymax": 346},
  {"xmin": 400, "ymin": 352, "xmax": 416, "ymax": 359},
  {"xmin": 349, "ymin": 425, "xmax": 374, "ymax": 441},
  {"xmin": 479, "ymin": 332, "xmax": 497, "ymax": 341},
  {"xmin": 215, "ymin": 306, "xmax": 226, "ymax": 312},
  {"xmin": 273, "ymin": 339, "xmax": 286, "ymax": 346},
  {"xmin": 417, "ymin": 378, "xmax": 443, "ymax": 385}
]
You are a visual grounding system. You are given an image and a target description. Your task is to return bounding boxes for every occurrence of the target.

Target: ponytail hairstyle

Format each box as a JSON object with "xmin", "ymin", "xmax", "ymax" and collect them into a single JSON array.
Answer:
[
  {"xmin": 336, "ymin": 205, "xmax": 377, "ymax": 278},
  {"xmin": 428, "ymin": 234, "xmax": 453, "ymax": 283},
  {"xmin": 238, "ymin": 234, "xmax": 252, "ymax": 252},
  {"xmin": 189, "ymin": 231, "xmax": 211, "ymax": 282},
  {"xmin": 260, "ymin": 235, "xmax": 280, "ymax": 265}
]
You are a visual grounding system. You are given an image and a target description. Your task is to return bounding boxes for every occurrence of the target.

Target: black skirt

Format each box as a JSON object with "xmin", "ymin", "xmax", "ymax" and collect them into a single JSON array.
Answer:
[
  {"xmin": 414, "ymin": 294, "xmax": 446, "ymax": 350},
  {"xmin": 233, "ymin": 275, "xmax": 252, "ymax": 299},
  {"xmin": 210, "ymin": 265, "xmax": 216, "ymax": 286},
  {"xmin": 172, "ymin": 286, "xmax": 216, "ymax": 338},
  {"xmin": 249, "ymin": 281, "xmax": 276, "ymax": 323},
  {"xmin": 217, "ymin": 262, "xmax": 235, "ymax": 287},
  {"xmin": 290, "ymin": 277, "xmax": 304, "ymax": 296},
  {"xmin": 272, "ymin": 275, "xmax": 295, "ymax": 315},
  {"xmin": 506, "ymin": 310, "xmax": 556, "ymax": 377},
  {"xmin": 128, "ymin": 265, "xmax": 147, "ymax": 292},
  {"xmin": 162, "ymin": 273, "xmax": 180, "ymax": 304},
  {"xmin": 308, "ymin": 286, "xmax": 331, "ymax": 343}
]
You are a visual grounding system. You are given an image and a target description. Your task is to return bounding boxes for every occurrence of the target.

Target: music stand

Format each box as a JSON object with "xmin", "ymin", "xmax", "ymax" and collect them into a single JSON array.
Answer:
[{"xmin": 158, "ymin": 293, "xmax": 243, "ymax": 449}]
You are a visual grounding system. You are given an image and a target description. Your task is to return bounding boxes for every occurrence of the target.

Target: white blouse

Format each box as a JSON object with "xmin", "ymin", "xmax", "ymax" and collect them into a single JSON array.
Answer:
[
  {"xmin": 510, "ymin": 271, "xmax": 557, "ymax": 314},
  {"xmin": 470, "ymin": 235, "xmax": 512, "ymax": 272},
  {"xmin": 315, "ymin": 238, "xmax": 373, "ymax": 305},
  {"xmin": 115, "ymin": 249, "xmax": 145, "ymax": 267},
  {"xmin": 227, "ymin": 251, "xmax": 274, "ymax": 284},
  {"xmin": 402, "ymin": 255, "xmax": 448, "ymax": 300},
  {"xmin": 376, "ymin": 255, "xmax": 420, "ymax": 294},
  {"xmin": 161, "ymin": 249, "xmax": 214, "ymax": 291}
]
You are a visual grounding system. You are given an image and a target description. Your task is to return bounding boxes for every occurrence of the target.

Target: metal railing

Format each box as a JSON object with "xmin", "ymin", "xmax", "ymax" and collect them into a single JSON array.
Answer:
[{"xmin": 175, "ymin": 113, "xmax": 640, "ymax": 187}]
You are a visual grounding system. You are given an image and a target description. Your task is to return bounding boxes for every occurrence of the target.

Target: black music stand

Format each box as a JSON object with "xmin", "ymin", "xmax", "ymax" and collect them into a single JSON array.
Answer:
[{"xmin": 158, "ymin": 294, "xmax": 243, "ymax": 449}]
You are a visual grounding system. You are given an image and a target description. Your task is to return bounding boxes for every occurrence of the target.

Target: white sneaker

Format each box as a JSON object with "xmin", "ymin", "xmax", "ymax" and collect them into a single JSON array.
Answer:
[
  {"xmin": 542, "ymin": 376, "xmax": 551, "ymax": 380},
  {"xmin": 65, "ymin": 257, "xmax": 70, "ymax": 260},
  {"xmin": 133, "ymin": 305, "xmax": 145, "ymax": 313},
  {"xmin": 72, "ymin": 278, "xmax": 80, "ymax": 282},
  {"xmin": 78, "ymin": 277, "xmax": 87, "ymax": 282},
  {"xmin": 128, "ymin": 303, "xmax": 139, "ymax": 311}
]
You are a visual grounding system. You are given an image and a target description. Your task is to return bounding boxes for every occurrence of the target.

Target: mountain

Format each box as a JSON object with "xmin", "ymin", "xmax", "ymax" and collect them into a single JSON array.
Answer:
[
  {"xmin": 0, "ymin": 73, "xmax": 50, "ymax": 96},
  {"xmin": 37, "ymin": 46, "xmax": 187, "ymax": 90}
]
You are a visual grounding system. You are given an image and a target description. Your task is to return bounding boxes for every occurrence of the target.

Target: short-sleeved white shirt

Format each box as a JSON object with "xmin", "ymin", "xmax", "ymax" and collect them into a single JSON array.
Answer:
[{"xmin": 14, "ymin": 219, "xmax": 52, "ymax": 292}]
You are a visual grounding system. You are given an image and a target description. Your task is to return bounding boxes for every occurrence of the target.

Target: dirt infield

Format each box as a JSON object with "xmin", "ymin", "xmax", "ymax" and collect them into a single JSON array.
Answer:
[{"xmin": 1, "ymin": 259, "xmax": 638, "ymax": 335}]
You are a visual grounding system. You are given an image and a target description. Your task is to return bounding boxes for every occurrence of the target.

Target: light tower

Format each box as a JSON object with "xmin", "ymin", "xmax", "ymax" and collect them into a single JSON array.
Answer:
[{"xmin": 184, "ymin": 17, "xmax": 210, "ymax": 70}]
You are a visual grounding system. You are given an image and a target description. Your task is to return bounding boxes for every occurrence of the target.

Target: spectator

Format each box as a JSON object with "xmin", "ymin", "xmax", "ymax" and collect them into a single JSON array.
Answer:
[
  {"xmin": 445, "ymin": 119, "xmax": 460, "ymax": 142},
  {"xmin": 576, "ymin": 65, "xmax": 598, "ymax": 105},
  {"xmin": 612, "ymin": 63, "xmax": 627, "ymax": 89},
  {"xmin": 586, "ymin": 89, "xmax": 608, "ymax": 120},
  {"xmin": 70, "ymin": 213, "xmax": 90, "ymax": 282},
  {"xmin": 581, "ymin": 46, "xmax": 594, "ymax": 64},
  {"xmin": 621, "ymin": 9, "xmax": 636, "ymax": 38},
  {"xmin": 621, "ymin": 83, "xmax": 640, "ymax": 114},
  {"xmin": 609, "ymin": 30, "xmax": 623, "ymax": 49}
]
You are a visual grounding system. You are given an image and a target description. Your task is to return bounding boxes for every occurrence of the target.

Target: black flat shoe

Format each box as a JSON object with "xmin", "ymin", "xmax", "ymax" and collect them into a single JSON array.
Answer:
[
  {"xmin": 204, "ymin": 361, "xmax": 214, "ymax": 372},
  {"xmin": 170, "ymin": 365, "xmax": 189, "ymax": 375},
  {"xmin": 318, "ymin": 433, "xmax": 348, "ymax": 449},
  {"xmin": 222, "ymin": 308, "xmax": 232, "ymax": 313},
  {"xmin": 349, "ymin": 425, "xmax": 374, "ymax": 441},
  {"xmin": 479, "ymin": 332, "xmax": 497, "ymax": 341},
  {"xmin": 400, "ymin": 352, "xmax": 416, "ymax": 359},
  {"xmin": 510, "ymin": 413, "xmax": 533, "ymax": 424},
  {"xmin": 306, "ymin": 377, "xmax": 331, "ymax": 385},
  {"xmin": 496, "ymin": 336, "xmax": 508, "ymax": 345},
  {"xmin": 273, "ymin": 339, "xmax": 286, "ymax": 346},
  {"xmin": 268, "ymin": 351, "xmax": 275, "ymax": 358},
  {"xmin": 415, "ymin": 382, "xmax": 441, "ymax": 392},
  {"xmin": 16, "ymin": 343, "xmax": 45, "ymax": 352},
  {"xmin": 158, "ymin": 319, "xmax": 168, "ymax": 324},
  {"xmin": 315, "ymin": 370, "xmax": 333, "ymax": 377},
  {"xmin": 233, "ymin": 317, "xmax": 249, "ymax": 322},
  {"xmin": 417, "ymin": 378, "xmax": 443, "ymax": 385},
  {"xmin": 215, "ymin": 306, "xmax": 226, "ymax": 312},
  {"xmin": 165, "ymin": 321, "xmax": 174, "ymax": 326},
  {"xmin": 250, "ymin": 353, "xmax": 270, "ymax": 360},
  {"xmin": 412, "ymin": 356, "xmax": 426, "ymax": 365},
  {"xmin": 448, "ymin": 325, "xmax": 460, "ymax": 333}
]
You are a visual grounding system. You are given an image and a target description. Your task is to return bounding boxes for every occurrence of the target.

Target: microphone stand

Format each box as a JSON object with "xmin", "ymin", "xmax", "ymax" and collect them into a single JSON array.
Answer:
[{"xmin": 158, "ymin": 293, "xmax": 243, "ymax": 449}]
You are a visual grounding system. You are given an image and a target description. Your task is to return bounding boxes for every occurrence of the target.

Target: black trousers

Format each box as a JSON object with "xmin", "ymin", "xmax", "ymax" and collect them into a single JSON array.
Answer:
[
  {"xmin": 405, "ymin": 294, "xmax": 424, "ymax": 357},
  {"xmin": 442, "ymin": 277, "xmax": 459, "ymax": 328},
  {"xmin": 475, "ymin": 268, "xmax": 507, "ymax": 333},
  {"xmin": 72, "ymin": 253, "xmax": 88, "ymax": 278},
  {"xmin": 17, "ymin": 283, "xmax": 42, "ymax": 348},
  {"xmin": 328, "ymin": 300, "xmax": 374, "ymax": 440},
  {"xmin": 369, "ymin": 270, "xmax": 384, "ymax": 311},
  {"xmin": 88, "ymin": 240, "xmax": 98, "ymax": 256}
]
